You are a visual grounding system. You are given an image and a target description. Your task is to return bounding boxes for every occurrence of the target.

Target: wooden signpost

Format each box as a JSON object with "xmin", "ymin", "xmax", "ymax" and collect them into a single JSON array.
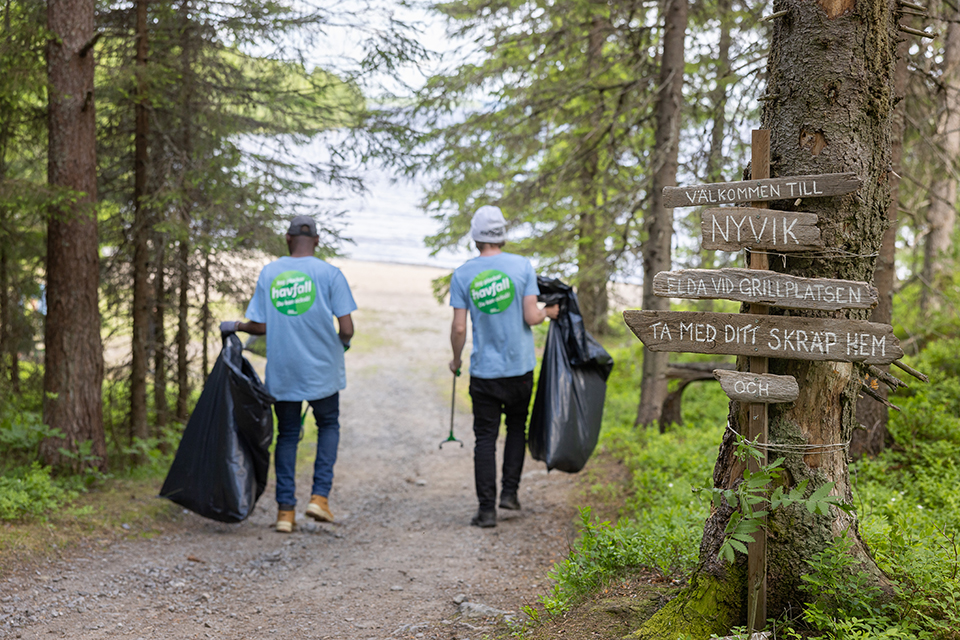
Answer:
[
  {"xmin": 624, "ymin": 130, "xmax": 904, "ymax": 631},
  {"xmin": 713, "ymin": 370, "xmax": 799, "ymax": 404},
  {"xmin": 653, "ymin": 268, "xmax": 879, "ymax": 311},
  {"xmin": 701, "ymin": 208, "xmax": 822, "ymax": 251},
  {"xmin": 661, "ymin": 172, "xmax": 862, "ymax": 209},
  {"xmin": 623, "ymin": 311, "xmax": 903, "ymax": 365}
]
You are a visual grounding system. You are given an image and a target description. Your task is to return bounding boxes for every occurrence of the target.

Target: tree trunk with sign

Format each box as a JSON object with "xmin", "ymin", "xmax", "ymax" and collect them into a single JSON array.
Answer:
[{"xmin": 630, "ymin": 2, "xmax": 899, "ymax": 636}]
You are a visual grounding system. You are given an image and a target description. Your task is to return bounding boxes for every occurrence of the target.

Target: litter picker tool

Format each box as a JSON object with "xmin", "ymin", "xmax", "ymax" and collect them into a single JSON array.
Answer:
[{"xmin": 440, "ymin": 370, "xmax": 464, "ymax": 449}]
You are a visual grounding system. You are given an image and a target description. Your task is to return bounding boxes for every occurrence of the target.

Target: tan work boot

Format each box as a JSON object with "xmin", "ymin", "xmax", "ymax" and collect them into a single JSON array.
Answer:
[
  {"xmin": 305, "ymin": 495, "xmax": 334, "ymax": 523},
  {"xmin": 275, "ymin": 509, "xmax": 296, "ymax": 533}
]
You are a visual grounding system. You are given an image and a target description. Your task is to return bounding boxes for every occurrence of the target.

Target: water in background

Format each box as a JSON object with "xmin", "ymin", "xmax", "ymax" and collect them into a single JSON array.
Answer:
[{"xmin": 335, "ymin": 166, "xmax": 473, "ymax": 270}]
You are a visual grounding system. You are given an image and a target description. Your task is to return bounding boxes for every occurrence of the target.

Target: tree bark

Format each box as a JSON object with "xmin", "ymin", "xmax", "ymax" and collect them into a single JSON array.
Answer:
[
  {"xmin": 576, "ymin": 14, "xmax": 610, "ymax": 337},
  {"xmin": 636, "ymin": 0, "xmax": 687, "ymax": 428},
  {"xmin": 705, "ymin": 0, "xmax": 732, "ymax": 186},
  {"xmin": 201, "ymin": 248, "xmax": 211, "ymax": 380},
  {"xmin": 0, "ymin": 244, "xmax": 8, "ymax": 386},
  {"xmin": 176, "ymin": 237, "xmax": 189, "ymax": 422},
  {"xmin": 852, "ymin": 29, "xmax": 909, "ymax": 459},
  {"xmin": 153, "ymin": 237, "xmax": 168, "ymax": 431},
  {"xmin": 631, "ymin": 0, "xmax": 898, "ymax": 635},
  {"xmin": 130, "ymin": 0, "xmax": 150, "ymax": 443},
  {"xmin": 920, "ymin": 5, "xmax": 960, "ymax": 312},
  {"xmin": 175, "ymin": 0, "xmax": 192, "ymax": 423},
  {"xmin": 42, "ymin": 0, "xmax": 106, "ymax": 470}
]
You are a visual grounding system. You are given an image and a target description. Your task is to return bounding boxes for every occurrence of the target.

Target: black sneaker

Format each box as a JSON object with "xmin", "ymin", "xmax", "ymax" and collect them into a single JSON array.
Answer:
[
  {"xmin": 499, "ymin": 493, "xmax": 521, "ymax": 511},
  {"xmin": 470, "ymin": 509, "xmax": 497, "ymax": 528}
]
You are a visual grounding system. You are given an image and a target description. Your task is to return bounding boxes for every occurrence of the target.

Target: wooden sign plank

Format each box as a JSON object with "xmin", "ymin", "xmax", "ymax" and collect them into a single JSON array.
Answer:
[
  {"xmin": 622, "ymin": 310, "xmax": 903, "ymax": 365},
  {"xmin": 702, "ymin": 208, "xmax": 822, "ymax": 251},
  {"xmin": 662, "ymin": 172, "xmax": 861, "ymax": 209},
  {"xmin": 653, "ymin": 268, "xmax": 879, "ymax": 311},
  {"xmin": 713, "ymin": 370, "xmax": 799, "ymax": 404}
]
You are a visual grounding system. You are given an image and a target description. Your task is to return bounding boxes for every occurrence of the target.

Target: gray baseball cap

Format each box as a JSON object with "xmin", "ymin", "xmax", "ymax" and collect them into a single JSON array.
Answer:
[
  {"xmin": 470, "ymin": 205, "xmax": 506, "ymax": 243},
  {"xmin": 287, "ymin": 215, "xmax": 318, "ymax": 237}
]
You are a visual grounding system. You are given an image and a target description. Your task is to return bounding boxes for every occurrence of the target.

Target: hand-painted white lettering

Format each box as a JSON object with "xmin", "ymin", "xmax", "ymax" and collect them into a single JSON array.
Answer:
[
  {"xmin": 731, "ymin": 215, "xmax": 747, "ymax": 241},
  {"xmin": 872, "ymin": 335, "xmax": 886, "ymax": 356},
  {"xmin": 712, "ymin": 215, "xmax": 729, "ymax": 243},
  {"xmin": 783, "ymin": 217, "xmax": 799, "ymax": 244},
  {"xmin": 768, "ymin": 328, "xmax": 780, "ymax": 350},
  {"xmin": 786, "ymin": 182, "xmax": 797, "ymax": 197}
]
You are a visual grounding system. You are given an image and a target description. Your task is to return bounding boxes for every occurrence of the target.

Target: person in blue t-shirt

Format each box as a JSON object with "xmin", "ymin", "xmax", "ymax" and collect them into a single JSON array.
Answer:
[
  {"xmin": 449, "ymin": 205, "xmax": 559, "ymax": 528},
  {"xmin": 220, "ymin": 215, "xmax": 357, "ymax": 533}
]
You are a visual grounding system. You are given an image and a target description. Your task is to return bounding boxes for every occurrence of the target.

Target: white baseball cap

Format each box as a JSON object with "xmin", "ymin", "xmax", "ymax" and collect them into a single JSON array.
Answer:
[{"xmin": 470, "ymin": 205, "xmax": 507, "ymax": 243}]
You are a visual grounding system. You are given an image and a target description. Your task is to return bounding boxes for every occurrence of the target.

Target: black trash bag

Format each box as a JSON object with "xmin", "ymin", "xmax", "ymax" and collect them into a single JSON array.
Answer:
[
  {"xmin": 528, "ymin": 276, "xmax": 614, "ymax": 473},
  {"xmin": 160, "ymin": 333, "xmax": 275, "ymax": 522}
]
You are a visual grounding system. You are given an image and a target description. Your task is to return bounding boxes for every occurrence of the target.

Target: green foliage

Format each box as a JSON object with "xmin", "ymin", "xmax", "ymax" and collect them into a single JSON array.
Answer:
[
  {"xmin": 541, "ymin": 508, "xmax": 650, "ymax": 613},
  {"xmin": 0, "ymin": 462, "xmax": 77, "ymax": 521},
  {"xmin": 701, "ymin": 437, "xmax": 852, "ymax": 564},
  {"xmin": 0, "ymin": 405, "xmax": 61, "ymax": 468}
]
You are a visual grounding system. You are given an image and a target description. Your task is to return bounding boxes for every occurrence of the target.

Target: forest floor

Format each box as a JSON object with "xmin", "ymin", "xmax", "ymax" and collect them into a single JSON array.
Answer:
[{"xmin": 0, "ymin": 260, "xmax": 673, "ymax": 640}]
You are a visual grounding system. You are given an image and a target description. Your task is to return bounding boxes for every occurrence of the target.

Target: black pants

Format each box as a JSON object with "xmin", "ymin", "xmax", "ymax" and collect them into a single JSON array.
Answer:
[{"xmin": 469, "ymin": 371, "xmax": 534, "ymax": 511}]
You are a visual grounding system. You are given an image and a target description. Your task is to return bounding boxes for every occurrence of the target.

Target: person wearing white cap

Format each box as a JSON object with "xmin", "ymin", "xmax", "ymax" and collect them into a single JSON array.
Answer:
[
  {"xmin": 220, "ymin": 215, "xmax": 356, "ymax": 533},
  {"xmin": 449, "ymin": 205, "xmax": 559, "ymax": 528}
]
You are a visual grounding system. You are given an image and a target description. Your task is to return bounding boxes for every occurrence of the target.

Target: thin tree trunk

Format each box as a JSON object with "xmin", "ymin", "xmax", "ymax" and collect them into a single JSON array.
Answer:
[
  {"xmin": 175, "ymin": 0, "xmax": 192, "ymax": 423},
  {"xmin": 130, "ymin": 0, "xmax": 150, "ymax": 442},
  {"xmin": 704, "ymin": 0, "xmax": 731, "ymax": 186},
  {"xmin": 176, "ymin": 238, "xmax": 189, "ymax": 422},
  {"xmin": 920, "ymin": 7, "xmax": 960, "ymax": 311},
  {"xmin": 636, "ymin": 0, "xmax": 687, "ymax": 428},
  {"xmin": 852, "ymin": 32, "xmax": 909, "ymax": 459},
  {"xmin": 0, "ymin": 0, "xmax": 15, "ymax": 393},
  {"xmin": 42, "ymin": 0, "xmax": 106, "ymax": 470},
  {"xmin": 201, "ymin": 249, "xmax": 211, "ymax": 380},
  {"xmin": 153, "ymin": 237, "xmax": 168, "ymax": 430},
  {"xmin": 0, "ymin": 244, "xmax": 8, "ymax": 385},
  {"xmin": 696, "ymin": 0, "xmax": 732, "ymax": 310},
  {"xmin": 576, "ymin": 14, "xmax": 610, "ymax": 337},
  {"xmin": 632, "ymin": 0, "xmax": 898, "ymax": 634}
]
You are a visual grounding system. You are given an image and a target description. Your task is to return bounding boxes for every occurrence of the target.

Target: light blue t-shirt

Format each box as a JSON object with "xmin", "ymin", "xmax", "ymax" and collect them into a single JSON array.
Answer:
[
  {"xmin": 450, "ymin": 252, "xmax": 540, "ymax": 379},
  {"xmin": 245, "ymin": 256, "xmax": 357, "ymax": 402}
]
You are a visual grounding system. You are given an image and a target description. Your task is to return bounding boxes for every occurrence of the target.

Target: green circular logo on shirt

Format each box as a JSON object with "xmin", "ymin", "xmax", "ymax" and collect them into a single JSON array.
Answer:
[
  {"xmin": 270, "ymin": 270, "xmax": 316, "ymax": 316},
  {"xmin": 469, "ymin": 270, "xmax": 515, "ymax": 315}
]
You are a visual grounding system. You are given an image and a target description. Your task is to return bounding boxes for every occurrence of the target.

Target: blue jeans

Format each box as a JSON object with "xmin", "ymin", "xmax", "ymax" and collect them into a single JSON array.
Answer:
[{"xmin": 273, "ymin": 394, "xmax": 340, "ymax": 510}]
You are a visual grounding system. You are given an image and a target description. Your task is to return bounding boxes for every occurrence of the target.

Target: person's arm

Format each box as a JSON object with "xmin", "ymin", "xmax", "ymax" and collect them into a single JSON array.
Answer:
[
  {"xmin": 239, "ymin": 321, "xmax": 266, "ymax": 335},
  {"xmin": 337, "ymin": 314, "xmax": 354, "ymax": 349},
  {"xmin": 449, "ymin": 307, "xmax": 467, "ymax": 373},
  {"xmin": 220, "ymin": 320, "xmax": 265, "ymax": 335},
  {"xmin": 522, "ymin": 295, "xmax": 559, "ymax": 326}
]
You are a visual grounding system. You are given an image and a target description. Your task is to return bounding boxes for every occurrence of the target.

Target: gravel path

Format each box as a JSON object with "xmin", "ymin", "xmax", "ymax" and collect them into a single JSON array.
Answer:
[{"xmin": 1, "ymin": 260, "xmax": 580, "ymax": 640}]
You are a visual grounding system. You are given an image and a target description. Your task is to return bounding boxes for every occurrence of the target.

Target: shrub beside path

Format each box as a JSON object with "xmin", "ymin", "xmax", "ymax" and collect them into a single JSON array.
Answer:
[{"xmin": 0, "ymin": 260, "xmax": 580, "ymax": 640}]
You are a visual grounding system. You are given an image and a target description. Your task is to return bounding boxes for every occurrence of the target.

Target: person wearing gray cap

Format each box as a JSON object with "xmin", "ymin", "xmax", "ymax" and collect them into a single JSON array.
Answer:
[
  {"xmin": 449, "ymin": 205, "xmax": 559, "ymax": 528},
  {"xmin": 220, "ymin": 215, "xmax": 356, "ymax": 533}
]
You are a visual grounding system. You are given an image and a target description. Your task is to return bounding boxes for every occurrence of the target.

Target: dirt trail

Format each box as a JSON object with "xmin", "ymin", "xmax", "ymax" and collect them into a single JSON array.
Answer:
[{"xmin": 1, "ymin": 260, "xmax": 580, "ymax": 640}]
